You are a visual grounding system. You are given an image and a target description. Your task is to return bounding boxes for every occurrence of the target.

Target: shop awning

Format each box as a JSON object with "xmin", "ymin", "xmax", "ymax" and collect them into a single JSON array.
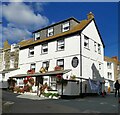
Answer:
[{"xmin": 10, "ymin": 69, "xmax": 72, "ymax": 78}]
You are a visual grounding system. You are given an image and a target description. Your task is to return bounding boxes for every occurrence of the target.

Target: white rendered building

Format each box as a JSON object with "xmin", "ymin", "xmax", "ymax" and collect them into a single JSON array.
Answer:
[{"xmin": 7, "ymin": 12, "xmax": 105, "ymax": 95}]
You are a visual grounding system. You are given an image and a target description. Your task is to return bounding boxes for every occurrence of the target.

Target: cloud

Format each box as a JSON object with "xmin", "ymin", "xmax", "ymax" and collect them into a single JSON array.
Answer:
[
  {"xmin": 2, "ymin": 2, "xmax": 50, "ymax": 45},
  {"xmin": 2, "ymin": 2, "xmax": 49, "ymax": 30},
  {"xmin": 2, "ymin": 24, "xmax": 31, "ymax": 43}
]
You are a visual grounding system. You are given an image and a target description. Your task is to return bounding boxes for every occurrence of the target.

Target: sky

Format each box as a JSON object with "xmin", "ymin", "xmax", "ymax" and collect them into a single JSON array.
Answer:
[{"xmin": 0, "ymin": 1, "xmax": 118, "ymax": 58}]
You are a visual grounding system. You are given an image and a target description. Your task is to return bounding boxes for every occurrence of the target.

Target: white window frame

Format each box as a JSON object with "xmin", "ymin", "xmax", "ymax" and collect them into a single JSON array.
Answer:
[
  {"xmin": 107, "ymin": 62, "xmax": 112, "ymax": 69},
  {"xmin": 84, "ymin": 35, "xmax": 89, "ymax": 49},
  {"xmin": 34, "ymin": 32, "xmax": 40, "ymax": 40},
  {"xmin": 94, "ymin": 42, "xmax": 97, "ymax": 52},
  {"xmin": 99, "ymin": 63, "xmax": 101, "ymax": 70},
  {"xmin": 62, "ymin": 22, "xmax": 70, "ymax": 32},
  {"xmin": 42, "ymin": 61, "xmax": 49, "ymax": 70},
  {"xmin": 29, "ymin": 47, "xmax": 34, "ymax": 57},
  {"xmin": 30, "ymin": 63, "xmax": 36, "ymax": 71},
  {"xmin": 11, "ymin": 44, "xmax": 16, "ymax": 52},
  {"xmin": 47, "ymin": 28, "xmax": 54, "ymax": 37},
  {"xmin": 50, "ymin": 76, "xmax": 57, "ymax": 90},
  {"xmin": 57, "ymin": 39, "xmax": 65, "ymax": 51},
  {"xmin": 107, "ymin": 72, "xmax": 112, "ymax": 79},
  {"xmin": 57, "ymin": 59, "xmax": 64, "ymax": 69},
  {"xmin": 98, "ymin": 44, "xmax": 101, "ymax": 54},
  {"xmin": 41, "ymin": 43, "xmax": 48, "ymax": 54},
  {"xmin": 10, "ymin": 56, "xmax": 14, "ymax": 68}
]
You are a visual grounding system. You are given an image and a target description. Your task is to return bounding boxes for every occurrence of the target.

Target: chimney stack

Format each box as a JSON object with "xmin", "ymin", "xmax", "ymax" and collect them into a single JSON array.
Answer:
[{"xmin": 87, "ymin": 12, "xmax": 94, "ymax": 20}]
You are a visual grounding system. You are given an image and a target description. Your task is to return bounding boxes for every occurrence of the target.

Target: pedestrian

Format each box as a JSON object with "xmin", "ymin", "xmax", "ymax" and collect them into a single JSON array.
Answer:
[{"xmin": 114, "ymin": 80, "xmax": 120, "ymax": 97}]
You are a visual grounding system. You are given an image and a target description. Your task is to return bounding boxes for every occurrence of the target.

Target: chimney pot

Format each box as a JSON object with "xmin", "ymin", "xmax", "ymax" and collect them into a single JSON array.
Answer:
[{"xmin": 87, "ymin": 12, "xmax": 94, "ymax": 20}]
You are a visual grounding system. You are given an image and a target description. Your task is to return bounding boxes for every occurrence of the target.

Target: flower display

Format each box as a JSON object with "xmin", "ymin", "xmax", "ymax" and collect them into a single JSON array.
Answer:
[
  {"xmin": 23, "ymin": 79, "xmax": 28, "ymax": 84},
  {"xmin": 27, "ymin": 70, "xmax": 35, "ymax": 74},
  {"xmin": 54, "ymin": 66, "xmax": 62, "ymax": 71}
]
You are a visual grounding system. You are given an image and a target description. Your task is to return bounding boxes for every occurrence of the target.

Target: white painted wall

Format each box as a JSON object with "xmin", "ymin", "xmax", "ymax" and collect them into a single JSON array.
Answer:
[
  {"xmin": 18, "ymin": 34, "xmax": 80, "ymax": 78},
  {"xmin": 81, "ymin": 20, "xmax": 104, "ymax": 80},
  {"xmin": 103, "ymin": 61, "xmax": 114, "ymax": 92},
  {"xmin": 6, "ymin": 20, "xmax": 105, "ymax": 94}
]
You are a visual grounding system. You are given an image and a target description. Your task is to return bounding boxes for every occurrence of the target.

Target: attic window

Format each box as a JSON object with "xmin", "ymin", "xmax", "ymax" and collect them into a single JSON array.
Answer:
[
  {"xmin": 47, "ymin": 28, "xmax": 54, "ymax": 37},
  {"xmin": 34, "ymin": 32, "xmax": 40, "ymax": 40},
  {"xmin": 62, "ymin": 22, "xmax": 70, "ymax": 32},
  {"xmin": 11, "ymin": 44, "xmax": 16, "ymax": 52}
]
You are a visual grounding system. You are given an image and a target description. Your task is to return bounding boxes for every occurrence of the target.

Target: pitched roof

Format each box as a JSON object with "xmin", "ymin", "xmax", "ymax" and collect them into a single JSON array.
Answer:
[
  {"xmin": 18, "ymin": 38, "xmax": 34, "ymax": 47},
  {"xmin": 20, "ymin": 19, "xmax": 91, "ymax": 49},
  {"xmin": 104, "ymin": 56, "xmax": 120, "ymax": 64},
  {"xmin": 3, "ymin": 38, "xmax": 34, "ymax": 50},
  {"xmin": 3, "ymin": 40, "xmax": 11, "ymax": 50}
]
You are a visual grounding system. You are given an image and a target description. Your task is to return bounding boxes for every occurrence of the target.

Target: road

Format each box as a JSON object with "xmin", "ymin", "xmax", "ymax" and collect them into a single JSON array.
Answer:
[{"xmin": 2, "ymin": 90, "xmax": 120, "ymax": 114}]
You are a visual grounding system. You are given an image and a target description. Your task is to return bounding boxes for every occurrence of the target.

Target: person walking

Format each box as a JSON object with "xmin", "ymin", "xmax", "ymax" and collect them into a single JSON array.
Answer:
[{"xmin": 114, "ymin": 80, "xmax": 120, "ymax": 97}]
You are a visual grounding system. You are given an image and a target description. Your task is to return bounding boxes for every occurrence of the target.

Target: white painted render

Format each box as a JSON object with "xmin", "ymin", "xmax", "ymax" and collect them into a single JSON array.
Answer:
[
  {"xmin": 19, "ymin": 34, "xmax": 80, "ymax": 78},
  {"xmin": 81, "ymin": 20, "xmax": 104, "ymax": 80},
  {"xmin": 6, "ymin": 20, "xmax": 105, "ymax": 94},
  {"xmin": 103, "ymin": 61, "xmax": 114, "ymax": 92}
]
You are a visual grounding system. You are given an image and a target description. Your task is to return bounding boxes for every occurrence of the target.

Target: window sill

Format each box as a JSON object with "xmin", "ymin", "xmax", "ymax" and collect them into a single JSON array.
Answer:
[
  {"xmin": 40, "ymin": 53, "xmax": 48, "ymax": 55},
  {"xmin": 56, "ymin": 49, "xmax": 64, "ymax": 52},
  {"xmin": 28, "ymin": 56, "xmax": 34, "ymax": 58},
  {"xmin": 84, "ymin": 47, "xmax": 90, "ymax": 50}
]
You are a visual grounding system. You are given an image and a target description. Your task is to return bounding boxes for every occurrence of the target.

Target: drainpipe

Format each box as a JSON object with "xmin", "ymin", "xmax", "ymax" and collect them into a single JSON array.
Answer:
[{"xmin": 80, "ymin": 33, "xmax": 83, "ymax": 97}]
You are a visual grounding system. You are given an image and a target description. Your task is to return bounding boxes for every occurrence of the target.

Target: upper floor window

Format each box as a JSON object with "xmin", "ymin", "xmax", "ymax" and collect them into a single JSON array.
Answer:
[
  {"xmin": 99, "ymin": 63, "xmax": 101, "ymax": 70},
  {"xmin": 41, "ymin": 43, "xmax": 48, "ymax": 54},
  {"xmin": 62, "ymin": 22, "xmax": 70, "ymax": 32},
  {"xmin": 94, "ymin": 42, "xmax": 97, "ymax": 52},
  {"xmin": 107, "ymin": 72, "xmax": 112, "ymax": 79},
  {"xmin": 47, "ymin": 28, "xmax": 54, "ymax": 37},
  {"xmin": 42, "ymin": 61, "xmax": 49, "ymax": 70},
  {"xmin": 107, "ymin": 62, "xmax": 112, "ymax": 69},
  {"xmin": 57, "ymin": 39, "xmax": 65, "ymax": 51},
  {"xmin": 98, "ymin": 44, "xmax": 101, "ymax": 54},
  {"xmin": 30, "ymin": 63, "xmax": 36, "ymax": 71},
  {"xmin": 10, "ymin": 56, "xmax": 14, "ymax": 68},
  {"xmin": 84, "ymin": 35, "xmax": 89, "ymax": 49},
  {"xmin": 117, "ymin": 64, "xmax": 120, "ymax": 70},
  {"xmin": 57, "ymin": 59, "xmax": 64, "ymax": 69},
  {"xmin": 34, "ymin": 32, "xmax": 40, "ymax": 40},
  {"xmin": 29, "ymin": 47, "xmax": 34, "ymax": 57}
]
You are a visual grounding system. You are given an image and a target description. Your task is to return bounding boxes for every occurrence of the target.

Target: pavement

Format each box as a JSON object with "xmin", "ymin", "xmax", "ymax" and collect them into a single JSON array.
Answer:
[{"xmin": 2, "ymin": 90, "xmax": 120, "ymax": 114}]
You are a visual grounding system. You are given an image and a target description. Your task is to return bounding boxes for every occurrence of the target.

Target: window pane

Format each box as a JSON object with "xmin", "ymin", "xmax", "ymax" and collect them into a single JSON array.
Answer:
[
  {"xmin": 84, "ymin": 36, "xmax": 89, "ymax": 48},
  {"xmin": 57, "ymin": 39, "xmax": 64, "ymax": 51},
  {"xmin": 62, "ymin": 22, "xmax": 70, "ymax": 32},
  {"xmin": 42, "ymin": 44, "xmax": 48, "ymax": 53}
]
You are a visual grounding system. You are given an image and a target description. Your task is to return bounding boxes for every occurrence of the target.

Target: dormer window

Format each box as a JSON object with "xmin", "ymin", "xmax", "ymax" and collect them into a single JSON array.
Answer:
[
  {"xmin": 11, "ymin": 44, "xmax": 16, "ymax": 52},
  {"xmin": 47, "ymin": 28, "xmax": 54, "ymax": 37},
  {"xmin": 34, "ymin": 32, "xmax": 40, "ymax": 40},
  {"xmin": 62, "ymin": 22, "xmax": 70, "ymax": 32}
]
